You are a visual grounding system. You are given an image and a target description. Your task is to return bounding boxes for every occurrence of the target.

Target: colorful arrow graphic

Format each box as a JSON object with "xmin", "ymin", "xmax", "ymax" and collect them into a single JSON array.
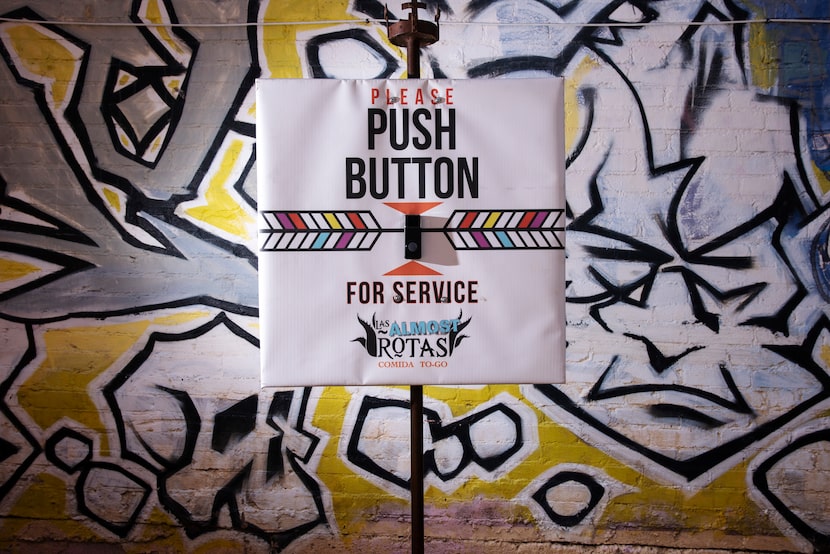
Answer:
[
  {"xmin": 260, "ymin": 210, "xmax": 382, "ymax": 251},
  {"xmin": 443, "ymin": 210, "xmax": 564, "ymax": 250},
  {"xmin": 260, "ymin": 208, "xmax": 564, "ymax": 252}
]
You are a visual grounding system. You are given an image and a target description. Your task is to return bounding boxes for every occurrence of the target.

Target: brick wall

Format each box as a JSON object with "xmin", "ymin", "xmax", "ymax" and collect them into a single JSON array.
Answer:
[{"xmin": 0, "ymin": 0, "xmax": 829, "ymax": 552}]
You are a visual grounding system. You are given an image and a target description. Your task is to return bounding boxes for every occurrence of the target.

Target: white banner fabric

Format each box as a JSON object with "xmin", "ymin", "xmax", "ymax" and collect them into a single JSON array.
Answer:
[{"xmin": 257, "ymin": 78, "xmax": 565, "ymax": 386}]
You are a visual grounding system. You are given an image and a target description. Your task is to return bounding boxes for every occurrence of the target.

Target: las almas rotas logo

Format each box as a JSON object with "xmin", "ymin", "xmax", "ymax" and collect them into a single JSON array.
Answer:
[{"xmin": 353, "ymin": 312, "xmax": 472, "ymax": 363}]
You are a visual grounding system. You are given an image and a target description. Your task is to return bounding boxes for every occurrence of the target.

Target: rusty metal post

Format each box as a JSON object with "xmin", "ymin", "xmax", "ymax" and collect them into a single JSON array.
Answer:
[
  {"xmin": 387, "ymin": 2, "xmax": 439, "ymax": 79},
  {"xmin": 386, "ymin": 4, "xmax": 439, "ymax": 553},
  {"xmin": 409, "ymin": 384, "xmax": 424, "ymax": 554}
]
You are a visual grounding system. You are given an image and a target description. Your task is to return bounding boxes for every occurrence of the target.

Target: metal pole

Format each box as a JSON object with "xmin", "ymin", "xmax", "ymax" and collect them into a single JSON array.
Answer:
[
  {"xmin": 386, "ymin": 4, "xmax": 438, "ymax": 553},
  {"xmin": 410, "ymin": 385, "xmax": 424, "ymax": 554}
]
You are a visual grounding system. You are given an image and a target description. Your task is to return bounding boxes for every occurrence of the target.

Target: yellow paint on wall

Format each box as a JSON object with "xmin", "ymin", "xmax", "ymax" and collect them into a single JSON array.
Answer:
[
  {"xmin": 145, "ymin": 0, "xmax": 186, "ymax": 57},
  {"xmin": 565, "ymin": 56, "xmax": 600, "ymax": 158},
  {"xmin": 688, "ymin": 462, "xmax": 773, "ymax": 532},
  {"xmin": 103, "ymin": 186, "xmax": 122, "ymax": 213},
  {"xmin": 314, "ymin": 383, "xmax": 782, "ymax": 539},
  {"xmin": 748, "ymin": 21, "xmax": 777, "ymax": 91},
  {"xmin": 17, "ymin": 312, "xmax": 207, "ymax": 455},
  {"xmin": 5, "ymin": 473, "xmax": 66, "ymax": 519},
  {"xmin": 742, "ymin": 1, "xmax": 778, "ymax": 91},
  {"xmin": 820, "ymin": 343, "xmax": 830, "ymax": 369},
  {"xmin": 813, "ymin": 161, "xmax": 830, "ymax": 196},
  {"xmin": 312, "ymin": 386, "xmax": 408, "ymax": 543},
  {"xmin": 427, "ymin": 385, "xmax": 645, "ymax": 505},
  {"xmin": 7, "ymin": 25, "xmax": 77, "ymax": 109},
  {"xmin": 146, "ymin": 0, "xmax": 164, "ymax": 23},
  {"xmin": 261, "ymin": 1, "xmax": 317, "ymax": 78},
  {"xmin": 261, "ymin": 0, "xmax": 363, "ymax": 78},
  {"xmin": 0, "ymin": 258, "xmax": 40, "ymax": 282},
  {"xmin": 152, "ymin": 310, "xmax": 212, "ymax": 326},
  {"xmin": 150, "ymin": 134, "xmax": 163, "ymax": 153},
  {"xmin": 123, "ymin": 507, "xmax": 187, "ymax": 553},
  {"xmin": 0, "ymin": 473, "xmax": 102, "ymax": 544},
  {"xmin": 166, "ymin": 78, "xmax": 181, "ymax": 95},
  {"xmin": 184, "ymin": 139, "xmax": 255, "ymax": 239},
  {"xmin": 424, "ymin": 384, "xmax": 512, "ymax": 419},
  {"xmin": 428, "ymin": 390, "xmax": 830, "ymax": 543},
  {"xmin": 17, "ymin": 321, "xmax": 151, "ymax": 453},
  {"xmin": 6, "ymin": 25, "xmax": 78, "ymax": 108},
  {"xmin": 313, "ymin": 384, "xmax": 643, "ymax": 538},
  {"xmin": 600, "ymin": 460, "xmax": 777, "ymax": 537}
]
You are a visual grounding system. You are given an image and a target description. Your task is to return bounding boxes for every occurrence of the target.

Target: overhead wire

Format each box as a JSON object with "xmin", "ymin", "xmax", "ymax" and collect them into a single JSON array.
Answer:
[{"xmin": 0, "ymin": 16, "xmax": 828, "ymax": 28}]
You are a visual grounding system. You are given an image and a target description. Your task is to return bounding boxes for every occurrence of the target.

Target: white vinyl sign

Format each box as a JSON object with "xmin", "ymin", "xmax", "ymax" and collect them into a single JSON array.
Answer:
[{"xmin": 257, "ymin": 79, "xmax": 565, "ymax": 386}]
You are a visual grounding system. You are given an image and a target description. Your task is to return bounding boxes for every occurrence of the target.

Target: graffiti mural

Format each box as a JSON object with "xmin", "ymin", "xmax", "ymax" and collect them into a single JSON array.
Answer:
[
  {"xmin": 0, "ymin": 0, "xmax": 829, "ymax": 552},
  {"xmin": 340, "ymin": 388, "xmax": 537, "ymax": 495}
]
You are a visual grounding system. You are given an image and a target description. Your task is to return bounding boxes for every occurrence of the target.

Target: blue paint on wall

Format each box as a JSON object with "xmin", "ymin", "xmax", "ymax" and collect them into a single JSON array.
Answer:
[{"xmin": 756, "ymin": 2, "xmax": 830, "ymax": 173}]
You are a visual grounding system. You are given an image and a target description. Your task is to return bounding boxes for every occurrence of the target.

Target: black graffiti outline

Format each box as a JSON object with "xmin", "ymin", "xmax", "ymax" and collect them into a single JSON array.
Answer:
[
  {"xmin": 102, "ymin": 314, "xmax": 239, "ymax": 474},
  {"xmin": 273, "ymin": 400, "xmax": 330, "ymax": 550},
  {"xmin": 535, "ymin": 315, "xmax": 830, "ymax": 481},
  {"xmin": 305, "ymin": 28, "xmax": 400, "ymax": 79},
  {"xmin": 347, "ymin": 395, "xmax": 435, "ymax": 489},
  {"xmin": 0, "ymin": 323, "xmax": 40, "ymax": 501},
  {"xmin": 347, "ymin": 394, "xmax": 524, "ymax": 489},
  {"xmin": 530, "ymin": 470, "xmax": 605, "ymax": 528},
  {"xmin": 100, "ymin": 0, "xmax": 199, "ymax": 168},
  {"xmin": 466, "ymin": 0, "xmax": 580, "ymax": 19},
  {"xmin": 0, "ymin": 241, "xmax": 94, "ymax": 304},
  {"xmin": 752, "ymin": 428, "xmax": 830, "ymax": 552},
  {"xmin": 42, "ymin": 425, "xmax": 156, "ymax": 538},
  {"xmin": 75, "ymin": 460, "xmax": 152, "ymax": 537},
  {"xmin": 0, "ymin": 3, "xmax": 262, "ymax": 324},
  {"xmin": 103, "ymin": 313, "xmax": 329, "ymax": 547},
  {"xmin": 569, "ymin": 156, "xmax": 808, "ymax": 336},
  {"xmin": 465, "ymin": 0, "xmax": 659, "ymax": 78},
  {"xmin": 0, "ymin": 1, "xmax": 264, "ymax": 267},
  {"xmin": 266, "ymin": 389, "xmax": 323, "ymax": 480},
  {"xmin": 160, "ymin": 0, "xmax": 262, "ymax": 265},
  {"xmin": 351, "ymin": 0, "xmax": 452, "ymax": 22},
  {"xmin": 44, "ymin": 426, "xmax": 93, "ymax": 474},
  {"xmin": 211, "ymin": 394, "xmax": 258, "ymax": 454},
  {"xmin": 0, "ymin": 6, "xmax": 179, "ymax": 257},
  {"xmin": 426, "ymin": 401, "xmax": 524, "ymax": 479},
  {"xmin": 154, "ymin": 389, "xmax": 329, "ymax": 547},
  {"xmin": 586, "ymin": 360, "xmax": 754, "ymax": 423},
  {"xmin": 529, "ymin": 0, "xmax": 827, "ymax": 482},
  {"xmin": 0, "ymin": 175, "xmax": 96, "ymax": 247}
]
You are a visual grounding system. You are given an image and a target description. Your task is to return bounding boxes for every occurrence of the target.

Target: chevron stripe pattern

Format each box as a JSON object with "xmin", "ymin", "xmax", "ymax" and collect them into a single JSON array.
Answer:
[
  {"xmin": 260, "ymin": 211, "xmax": 381, "ymax": 251},
  {"xmin": 443, "ymin": 209, "xmax": 565, "ymax": 250}
]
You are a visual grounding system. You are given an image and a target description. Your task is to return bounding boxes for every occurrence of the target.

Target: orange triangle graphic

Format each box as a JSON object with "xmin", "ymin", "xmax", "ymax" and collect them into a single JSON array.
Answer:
[
  {"xmin": 384, "ymin": 202, "xmax": 442, "ymax": 215},
  {"xmin": 384, "ymin": 261, "xmax": 443, "ymax": 276}
]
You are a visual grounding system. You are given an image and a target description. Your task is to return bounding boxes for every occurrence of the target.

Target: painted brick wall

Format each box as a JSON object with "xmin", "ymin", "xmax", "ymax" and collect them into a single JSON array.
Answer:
[{"xmin": 0, "ymin": 0, "xmax": 829, "ymax": 552}]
